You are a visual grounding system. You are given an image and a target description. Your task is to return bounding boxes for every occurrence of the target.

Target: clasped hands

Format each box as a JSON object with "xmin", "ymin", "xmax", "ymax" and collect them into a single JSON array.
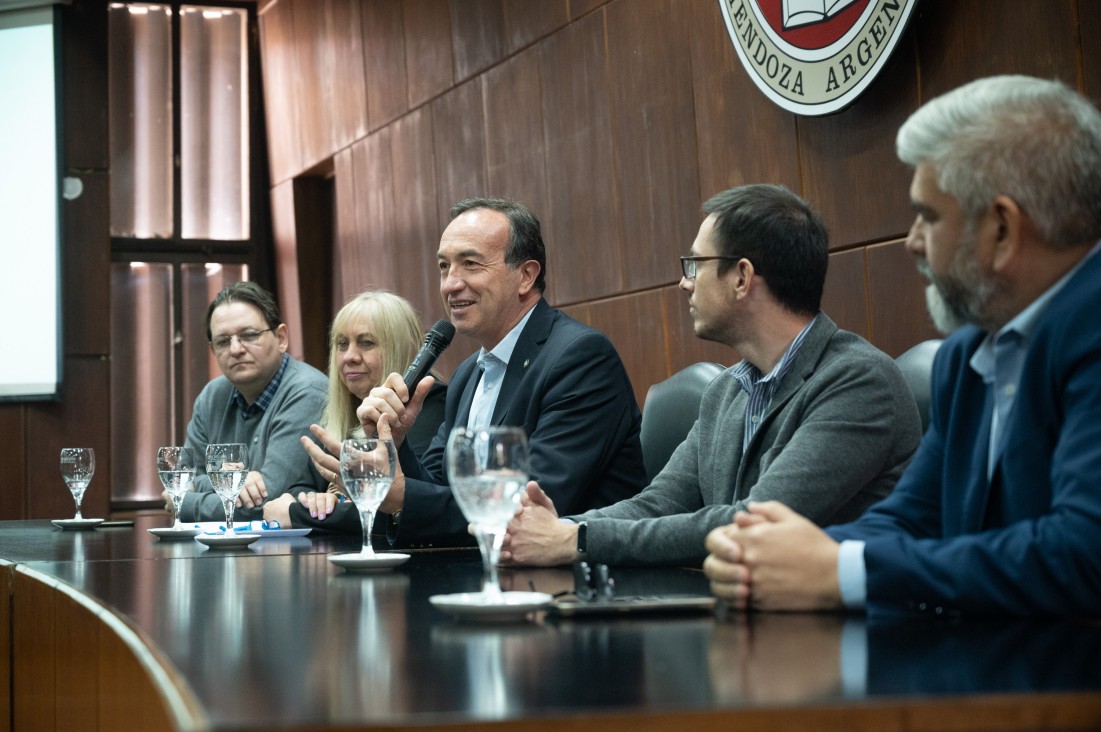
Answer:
[{"xmin": 703, "ymin": 501, "xmax": 843, "ymax": 612}]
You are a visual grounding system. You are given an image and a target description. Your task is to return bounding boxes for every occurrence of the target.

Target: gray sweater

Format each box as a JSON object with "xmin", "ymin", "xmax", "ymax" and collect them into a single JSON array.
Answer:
[
  {"xmin": 575, "ymin": 315, "xmax": 923, "ymax": 567},
  {"xmin": 179, "ymin": 355, "xmax": 328, "ymax": 522}
]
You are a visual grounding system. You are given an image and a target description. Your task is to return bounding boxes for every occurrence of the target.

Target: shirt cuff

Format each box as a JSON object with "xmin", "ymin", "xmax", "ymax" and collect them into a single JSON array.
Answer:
[{"xmin": 837, "ymin": 539, "xmax": 867, "ymax": 610}]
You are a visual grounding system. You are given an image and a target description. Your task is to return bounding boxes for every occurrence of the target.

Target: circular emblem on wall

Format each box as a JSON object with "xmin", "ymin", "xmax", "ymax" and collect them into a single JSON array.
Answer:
[{"xmin": 718, "ymin": 0, "xmax": 919, "ymax": 116}]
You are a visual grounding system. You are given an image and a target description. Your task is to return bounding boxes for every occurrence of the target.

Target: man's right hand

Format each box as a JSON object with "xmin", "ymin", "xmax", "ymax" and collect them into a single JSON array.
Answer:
[
  {"xmin": 501, "ymin": 482, "xmax": 578, "ymax": 566},
  {"xmin": 355, "ymin": 372, "xmax": 434, "ymax": 448}
]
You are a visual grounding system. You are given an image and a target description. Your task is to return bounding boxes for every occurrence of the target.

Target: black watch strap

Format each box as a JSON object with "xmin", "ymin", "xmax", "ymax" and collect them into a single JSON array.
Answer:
[{"xmin": 576, "ymin": 521, "xmax": 588, "ymax": 555}]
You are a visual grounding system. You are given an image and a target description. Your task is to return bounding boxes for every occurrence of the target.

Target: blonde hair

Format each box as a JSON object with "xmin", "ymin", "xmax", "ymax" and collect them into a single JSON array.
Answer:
[{"xmin": 320, "ymin": 291, "xmax": 427, "ymax": 438}]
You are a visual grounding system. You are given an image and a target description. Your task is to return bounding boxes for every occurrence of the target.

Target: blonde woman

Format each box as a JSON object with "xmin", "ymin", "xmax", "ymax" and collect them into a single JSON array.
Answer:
[{"xmin": 264, "ymin": 291, "xmax": 446, "ymax": 530}]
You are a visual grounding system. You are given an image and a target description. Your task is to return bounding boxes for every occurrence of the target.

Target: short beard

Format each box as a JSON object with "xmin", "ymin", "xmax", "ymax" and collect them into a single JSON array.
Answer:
[{"xmin": 916, "ymin": 237, "xmax": 999, "ymax": 335}]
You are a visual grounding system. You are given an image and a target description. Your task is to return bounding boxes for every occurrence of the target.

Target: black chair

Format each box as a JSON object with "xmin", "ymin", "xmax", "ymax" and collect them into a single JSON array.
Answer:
[
  {"xmin": 640, "ymin": 362, "xmax": 724, "ymax": 483},
  {"xmin": 895, "ymin": 339, "xmax": 942, "ymax": 433}
]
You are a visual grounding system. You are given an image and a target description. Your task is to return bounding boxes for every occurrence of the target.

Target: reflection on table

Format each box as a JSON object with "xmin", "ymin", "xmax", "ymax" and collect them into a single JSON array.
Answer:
[{"xmin": 5, "ymin": 517, "xmax": 1101, "ymax": 730}]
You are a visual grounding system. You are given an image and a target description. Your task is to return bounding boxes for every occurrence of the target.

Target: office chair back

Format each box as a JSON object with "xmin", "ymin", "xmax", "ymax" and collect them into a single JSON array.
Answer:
[
  {"xmin": 640, "ymin": 362, "xmax": 724, "ymax": 483},
  {"xmin": 895, "ymin": 339, "xmax": 942, "ymax": 433}
]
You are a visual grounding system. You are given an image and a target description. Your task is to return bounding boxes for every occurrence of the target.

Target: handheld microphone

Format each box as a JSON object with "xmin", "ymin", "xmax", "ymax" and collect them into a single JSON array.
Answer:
[{"xmin": 402, "ymin": 320, "xmax": 456, "ymax": 395}]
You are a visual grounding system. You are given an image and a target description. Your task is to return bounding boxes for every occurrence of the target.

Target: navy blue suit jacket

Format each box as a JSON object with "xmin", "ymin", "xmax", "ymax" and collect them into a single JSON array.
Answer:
[
  {"xmin": 828, "ymin": 248, "xmax": 1101, "ymax": 616},
  {"xmin": 395, "ymin": 299, "xmax": 646, "ymax": 547}
]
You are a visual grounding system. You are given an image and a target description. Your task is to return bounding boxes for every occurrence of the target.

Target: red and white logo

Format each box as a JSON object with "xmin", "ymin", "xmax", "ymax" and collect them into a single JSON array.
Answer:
[{"xmin": 719, "ymin": 0, "xmax": 919, "ymax": 116}]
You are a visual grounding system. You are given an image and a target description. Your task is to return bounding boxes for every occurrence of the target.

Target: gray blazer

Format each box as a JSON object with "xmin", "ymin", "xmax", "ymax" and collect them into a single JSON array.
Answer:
[{"xmin": 575, "ymin": 314, "xmax": 923, "ymax": 567}]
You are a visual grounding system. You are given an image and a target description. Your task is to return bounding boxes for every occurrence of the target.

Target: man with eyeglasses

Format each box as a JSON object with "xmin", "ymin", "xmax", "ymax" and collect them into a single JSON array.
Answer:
[
  {"xmin": 172, "ymin": 281, "xmax": 328, "ymax": 523},
  {"xmin": 502, "ymin": 184, "xmax": 922, "ymax": 568}
]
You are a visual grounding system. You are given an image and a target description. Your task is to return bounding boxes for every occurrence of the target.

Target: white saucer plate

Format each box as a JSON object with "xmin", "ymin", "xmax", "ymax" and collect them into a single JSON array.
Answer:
[
  {"xmin": 429, "ymin": 591, "xmax": 553, "ymax": 622},
  {"xmin": 328, "ymin": 552, "xmax": 411, "ymax": 572},
  {"xmin": 195, "ymin": 533, "xmax": 261, "ymax": 549},
  {"xmin": 148, "ymin": 526, "xmax": 203, "ymax": 540},
  {"xmin": 51, "ymin": 518, "xmax": 105, "ymax": 530}
]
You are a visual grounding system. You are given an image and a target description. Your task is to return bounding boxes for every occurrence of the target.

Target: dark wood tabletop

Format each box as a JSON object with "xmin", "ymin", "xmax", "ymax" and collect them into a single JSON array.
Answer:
[{"xmin": 6, "ymin": 516, "xmax": 1101, "ymax": 731}]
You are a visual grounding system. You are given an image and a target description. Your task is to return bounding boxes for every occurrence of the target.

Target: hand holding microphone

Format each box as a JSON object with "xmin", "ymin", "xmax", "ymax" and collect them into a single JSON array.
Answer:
[{"xmin": 357, "ymin": 320, "xmax": 455, "ymax": 444}]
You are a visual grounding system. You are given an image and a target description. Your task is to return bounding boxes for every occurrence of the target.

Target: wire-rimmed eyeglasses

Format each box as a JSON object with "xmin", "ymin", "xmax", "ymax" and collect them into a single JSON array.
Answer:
[
  {"xmin": 210, "ymin": 328, "xmax": 273, "ymax": 353},
  {"xmin": 680, "ymin": 256, "xmax": 741, "ymax": 280}
]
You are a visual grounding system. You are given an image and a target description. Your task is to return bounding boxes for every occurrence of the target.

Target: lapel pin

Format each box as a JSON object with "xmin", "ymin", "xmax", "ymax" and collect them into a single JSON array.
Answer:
[{"xmin": 523, "ymin": 359, "xmax": 530, "ymax": 368}]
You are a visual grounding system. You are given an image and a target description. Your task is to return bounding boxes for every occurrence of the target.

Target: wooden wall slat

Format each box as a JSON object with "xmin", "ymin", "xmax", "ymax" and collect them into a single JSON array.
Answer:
[
  {"xmin": 538, "ymin": 8, "xmax": 620, "ymax": 305},
  {"xmin": 584, "ymin": 291, "xmax": 671, "ymax": 408},
  {"xmin": 796, "ymin": 43, "xmax": 918, "ymax": 249},
  {"xmin": 291, "ymin": 176, "xmax": 335, "ymax": 370},
  {"xmin": 449, "ymin": 0, "xmax": 506, "ymax": 83},
  {"xmin": 270, "ymin": 180, "xmax": 305, "ymax": 359},
  {"xmin": 354, "ymin": 129, "xmax": 400, "ymax": 294},
  {"xmin": 482, "ymin": 48, "xmax": 554, "ymax": 301},
  {"xmin": 822, "ymin": 248, "xmax": 870, "ymax": 340},
  {"xmin": 327, "ymin": 0, "xmax": 369, "ymax": 150},
  {"xmin": 430, "ymin": 79, "xmax": 489, "ymax": 227},
  {"xmin": 688, "ymin": 0, "xmax": 800, "ymax": 197},
  {"xmin": 915, "ymin": 0, "xmax": 1079, "ymax": 100},
  {"xmin": 389, "ymin": 108, "xmax": 445, "ymax": 329},
  {"xmin": 502, "ymin": 0, "xmax": 569, "ymax": 54},
  {"xmin": 61, "ymin": 0, "xmax": 108, "ymax": 171},
  {"xmin": 333, "ymin": 147, "xmax": 360, "ymax": 311},
  {"xmin": 866, "ymin": 239, "xmax": 940, "ymax": 358},
  {"xmin": 363, "ymin": 0, "xmax": 410, "ymax": 131},
  {"xmin": 606, "ymin": 0, "xmax": 701, "ymax": 293},
  {"xmin": 25, "ymin": 358, "xmax": 112, "ymax": 520},
  {"xmin": 63, "ymin": 172, "xmax": 110, "ymax": 357},
  {"xmin": 292, "ymin": 0, "xmax": 335, "ymax": 171},
  {"xmin": 259, "ymin": 0, "xmax": 302, "ymax": 183},
  {"xmin": 404, "ymin": 0, "xmax": 455, "ymax": 108},
  {"xmin": 1081, "ymin": 0, "xmax": 1101, "ymax": 100},
  {"xmin": 0, "ymin": 408, "xmax": 24, "ymax": 520},
  {"xmin": 569, "ymin": 0, "xmax": 611, "ymax": 20}
]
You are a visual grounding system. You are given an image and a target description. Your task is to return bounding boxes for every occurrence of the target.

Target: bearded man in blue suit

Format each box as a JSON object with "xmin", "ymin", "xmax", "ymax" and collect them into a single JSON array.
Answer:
[{"xmin": 704, "ymin": 75, "xmax": 1101, "ymax": 617}]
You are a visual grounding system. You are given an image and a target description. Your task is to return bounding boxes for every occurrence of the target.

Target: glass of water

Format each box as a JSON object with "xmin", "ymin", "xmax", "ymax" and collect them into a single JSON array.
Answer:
[
  {"xmin": 339, "ymin": 437, "xmax": 397, "ymax": 556},
  {"xmin": 446, "ymin": 427, "xmax": 530, "ymax": 600},
  {"xmin": 205, "ymin": 443, "xmax": 249, "ymax": 530},
  {"xmin": 157, "ymin": 446, "xmax": 197, "ymax": 527},
  {"xmin": 59, "ymin": 447, "xmax": 95, "ymax": 519}
]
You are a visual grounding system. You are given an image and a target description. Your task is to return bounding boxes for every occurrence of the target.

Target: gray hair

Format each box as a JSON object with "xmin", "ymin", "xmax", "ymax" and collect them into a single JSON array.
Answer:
[{"xmin": 896, "ymin": 75, "xmax": 1101, "ymax": 249}]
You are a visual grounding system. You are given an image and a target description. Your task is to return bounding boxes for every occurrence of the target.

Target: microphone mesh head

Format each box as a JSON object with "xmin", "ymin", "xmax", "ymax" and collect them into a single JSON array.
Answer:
[{"xmin": 427, "ymin": 320, "xmax": 456, "ymax": 347}]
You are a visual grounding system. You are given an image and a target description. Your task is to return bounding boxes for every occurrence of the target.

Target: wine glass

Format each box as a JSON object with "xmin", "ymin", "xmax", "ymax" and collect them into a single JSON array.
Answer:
[
  {"xmin": 446, "ymin": 427, "xmax": 530, "ymax": 601},
  {"xmin": 59, "ymin": 447, "xmax": 95, "ymax": 519},
  {"xmin": 339, "ymin": 437, "xmax": 397, "ymax": 556},
  {"xmin": 157, "ymin": 446, "xmax": 197, "ymax": 528},
  {"xmin": 205, "ymin": 443, "xmax": 249, "ymax": 530}
]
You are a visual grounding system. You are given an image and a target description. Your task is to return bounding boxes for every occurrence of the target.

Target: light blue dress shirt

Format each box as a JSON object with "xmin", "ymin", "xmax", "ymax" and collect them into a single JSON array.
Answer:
[{"xmin": 466, "ymin": 306, "xmax": 537, "ymax": 431}]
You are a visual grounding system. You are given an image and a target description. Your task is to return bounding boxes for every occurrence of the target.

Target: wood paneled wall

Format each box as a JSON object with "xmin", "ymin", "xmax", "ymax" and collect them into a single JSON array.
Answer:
[
  {"xmin": 0, "ymin": 0, "xmax": 1097, "ymax": 519},
  {"xmin": 256, "ymin": 0, "xmax": 1099, "ymax": 407}
]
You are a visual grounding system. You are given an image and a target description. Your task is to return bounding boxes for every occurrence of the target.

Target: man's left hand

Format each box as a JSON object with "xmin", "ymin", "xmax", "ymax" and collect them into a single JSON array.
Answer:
[
  {"xmin": 704, "ymin": 501, "xmax": 843, "ymax": 611},
  {"xmin": 501, "ymin": 481, "xmax": 577, "ymax": 566}
]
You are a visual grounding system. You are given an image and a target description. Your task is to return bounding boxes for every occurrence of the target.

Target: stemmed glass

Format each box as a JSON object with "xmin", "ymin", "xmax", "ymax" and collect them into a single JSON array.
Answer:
[
  {"xmin": 205, "ymin": 443, "xmax": 249, "ymax": 531},
  {"xmin": 59, "ymin": 447, "xmax": 95, "ymax": 519},
  {"xmin": 157, "ymin": 446, "xmax": 197, "ymax": 528},
  {"xmin": 339, "ymin": 437, "xmax": 397, "ymax": 557},
  {"xmin": 446, "ymin": 427, "xmax": 530, "ymax": 601}
]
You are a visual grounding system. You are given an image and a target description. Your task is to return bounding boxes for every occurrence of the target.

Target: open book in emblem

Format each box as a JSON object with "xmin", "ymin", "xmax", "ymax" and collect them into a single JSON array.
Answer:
[{"xmin": 783, "ymin": 0, "xmax": 859, "ymax": 29}]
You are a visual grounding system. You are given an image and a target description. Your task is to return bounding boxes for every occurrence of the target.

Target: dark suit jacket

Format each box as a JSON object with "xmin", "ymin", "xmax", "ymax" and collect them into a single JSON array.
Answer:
[
  {"xmin": 828, "ymin": 247, "xmax": 1101, "ymax": 616},
  {"xmin": 395, "ymin": 298, "xmax": 645, "ymax": 547}
]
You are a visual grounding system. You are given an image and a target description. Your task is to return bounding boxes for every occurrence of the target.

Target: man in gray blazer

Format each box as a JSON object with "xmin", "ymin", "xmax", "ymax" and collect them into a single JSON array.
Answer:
[{"xmin": 503, "ymin": 184, "xmax": 922, "ymax": 567}]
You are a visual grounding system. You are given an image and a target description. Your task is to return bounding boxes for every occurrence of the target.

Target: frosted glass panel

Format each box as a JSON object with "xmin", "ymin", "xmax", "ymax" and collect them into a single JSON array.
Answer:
[
  {"xmin": 110, "ymin": 262, "xmax": 174, "ymax": 501},
  {"xmin": 181, "ymin": 6, "xmax": 249, "ymax": 240},
  {"xmin": 109, "ymin": 3, "xmax": 173, "ymax": 239}
]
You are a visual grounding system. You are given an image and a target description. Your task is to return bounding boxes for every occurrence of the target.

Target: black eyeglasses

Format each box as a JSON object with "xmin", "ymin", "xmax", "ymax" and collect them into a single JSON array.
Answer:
[
  {"xmin": 210, "ymin": 328, "xmax": 273, "ymax": 353},
  {"xmin": 680, "ymin": 256, "xmax": 741, "ymax": 280}
]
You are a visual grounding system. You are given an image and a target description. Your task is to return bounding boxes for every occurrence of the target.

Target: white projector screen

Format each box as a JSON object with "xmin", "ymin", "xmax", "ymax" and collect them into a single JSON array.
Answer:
[{"xmin": 0, "ymin": 6, "xmax": 61, "ymax": 401}]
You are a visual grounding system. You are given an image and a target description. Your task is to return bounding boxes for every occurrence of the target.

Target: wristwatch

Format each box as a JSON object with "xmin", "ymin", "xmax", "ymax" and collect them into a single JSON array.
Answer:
[{"xmin": 576, "ymin": 521, "xmax": 588, "ymax": 556}]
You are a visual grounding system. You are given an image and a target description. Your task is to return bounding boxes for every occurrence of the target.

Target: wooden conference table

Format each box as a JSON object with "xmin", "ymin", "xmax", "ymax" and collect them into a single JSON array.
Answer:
[{"xmin": 4, "ymin": 515, "xmax": 1101, "ymax": 731}]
